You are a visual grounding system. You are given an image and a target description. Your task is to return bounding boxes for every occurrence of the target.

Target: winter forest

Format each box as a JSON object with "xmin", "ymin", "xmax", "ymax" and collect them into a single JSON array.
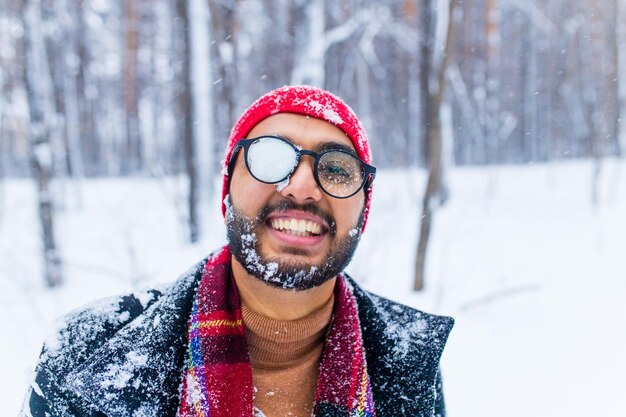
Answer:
[{"xmin": 1, "ymin": 0, "xmax": 626, "ymax": 416}]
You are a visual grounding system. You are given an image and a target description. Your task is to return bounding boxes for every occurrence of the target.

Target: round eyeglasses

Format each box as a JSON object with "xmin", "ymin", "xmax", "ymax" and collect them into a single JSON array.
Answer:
[{"xmin": 228, "ymin": 135, "xmax": 376, "ymax": 199}]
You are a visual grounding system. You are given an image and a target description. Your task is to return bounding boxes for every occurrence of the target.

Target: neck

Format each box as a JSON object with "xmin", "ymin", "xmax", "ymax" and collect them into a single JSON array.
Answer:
[{"xmin": 231, "ymin": 256, "xmax": 336, "ymax": 321}]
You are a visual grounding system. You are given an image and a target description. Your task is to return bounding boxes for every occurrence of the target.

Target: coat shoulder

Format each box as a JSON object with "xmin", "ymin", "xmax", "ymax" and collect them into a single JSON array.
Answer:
[
  {"xmin": 23, "ymin": 258, "xmax": 208, "ymax": 417},
  {"xmin": 23, "ymin": 289, "xmax": 163, "ymax": 417},
  {"xmin": 348, "ymin": 278, "xmax": 454, "ymax": 356},
  {"xmin": 39, "ymin": 256, "xmax": 210, "ymax": 376},
  {"xmin": 40, "ymin": 288, "xmax": 164, "ymax": 376}
]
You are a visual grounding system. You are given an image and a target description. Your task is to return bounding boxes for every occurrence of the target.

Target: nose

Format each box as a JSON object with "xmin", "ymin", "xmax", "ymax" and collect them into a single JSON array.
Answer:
[{"xmin": 279, "ymin": 157, "xmax": 323, "ymax": 203}]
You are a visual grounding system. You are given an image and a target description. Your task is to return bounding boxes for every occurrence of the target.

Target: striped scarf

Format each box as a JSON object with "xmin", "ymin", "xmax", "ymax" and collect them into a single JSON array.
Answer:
[{"xmin": 177, "ymin": 246, "xmax": 375, "ymax": 417}]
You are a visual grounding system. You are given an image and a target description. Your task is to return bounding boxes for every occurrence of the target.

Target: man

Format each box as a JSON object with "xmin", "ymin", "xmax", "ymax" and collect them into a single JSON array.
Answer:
[{"xmin": 23, "ymin": 86, "xmax": 453, "ymax": 417}]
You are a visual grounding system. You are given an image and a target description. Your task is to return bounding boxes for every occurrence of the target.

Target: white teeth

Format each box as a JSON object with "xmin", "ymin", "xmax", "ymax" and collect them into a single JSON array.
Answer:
[
  {"xmin": 309, "ymin": 222, "xmax": 321, "ymax": 234},
  {"xmin": 270, "ymin": 218, "xmax": 323, "ymax": 236}
]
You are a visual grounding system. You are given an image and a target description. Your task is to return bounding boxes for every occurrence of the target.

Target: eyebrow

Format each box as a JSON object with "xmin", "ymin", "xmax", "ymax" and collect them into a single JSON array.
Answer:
[{"xmin": 318, "ymin": 141, "xmax": 356, "ymax": 155}]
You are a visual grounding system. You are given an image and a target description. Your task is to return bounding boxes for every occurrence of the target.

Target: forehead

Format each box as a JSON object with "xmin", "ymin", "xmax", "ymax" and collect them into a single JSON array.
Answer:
[{"xmin": 245, "ymin": 113, "xmax": 355, "ymax": 151}]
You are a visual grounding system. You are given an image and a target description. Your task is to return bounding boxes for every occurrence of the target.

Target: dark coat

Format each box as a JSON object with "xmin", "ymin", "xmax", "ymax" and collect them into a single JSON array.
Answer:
[{"xmin": 22, "ymin": 257, "xmax": 454, "ymax": 417}]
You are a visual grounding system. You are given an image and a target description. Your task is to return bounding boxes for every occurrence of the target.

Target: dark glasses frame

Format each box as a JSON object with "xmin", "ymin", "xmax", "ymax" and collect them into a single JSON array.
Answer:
[{"xmin": 228, "ymin": 135, "xmax": 376, "ymax": 199}]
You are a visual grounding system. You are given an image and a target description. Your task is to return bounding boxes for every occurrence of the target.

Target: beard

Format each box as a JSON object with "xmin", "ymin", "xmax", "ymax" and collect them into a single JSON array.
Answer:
[{"xmin": 225, "ymin": 196, "xmax": 364, "ymax": 291}]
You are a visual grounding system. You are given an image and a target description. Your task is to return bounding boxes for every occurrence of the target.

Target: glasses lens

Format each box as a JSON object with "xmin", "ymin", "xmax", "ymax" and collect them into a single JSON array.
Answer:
[
  {"xmin": 247, "ymin": 137, "xmax": 298, "ymax": 183},
  {"xmin": 318, "ymin": 151, "xmax": 364, "ymax": 197}
]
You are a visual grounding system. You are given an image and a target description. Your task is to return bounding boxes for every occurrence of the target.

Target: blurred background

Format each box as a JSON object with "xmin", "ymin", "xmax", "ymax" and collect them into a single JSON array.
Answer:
[{"xmin": 1, "ymin": 0, "xmax": 625, "ymax": 416}]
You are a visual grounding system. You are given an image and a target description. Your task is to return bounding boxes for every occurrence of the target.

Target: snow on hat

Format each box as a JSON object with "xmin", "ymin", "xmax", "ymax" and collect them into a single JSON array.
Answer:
[{"xmin": 222, "ymin": 85, "xmax": 373, "ymax": 231}]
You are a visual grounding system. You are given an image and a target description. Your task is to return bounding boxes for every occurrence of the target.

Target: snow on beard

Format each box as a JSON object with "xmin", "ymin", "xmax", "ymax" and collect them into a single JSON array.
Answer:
[{"xmin": 224, "ymin": 195, "xmax": 364, "ymax": 291}]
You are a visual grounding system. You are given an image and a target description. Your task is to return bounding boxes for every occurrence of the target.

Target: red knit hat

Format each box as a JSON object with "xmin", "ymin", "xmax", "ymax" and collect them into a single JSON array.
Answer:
[{"xmin": 222, "ymin": 85, "xmax": 373, "ymax": 231}]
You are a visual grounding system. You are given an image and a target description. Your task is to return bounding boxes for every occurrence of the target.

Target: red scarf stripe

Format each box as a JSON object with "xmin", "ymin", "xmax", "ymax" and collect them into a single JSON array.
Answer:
[
  {"xmin": 313, "ymin": 276, "xmax": 375, "ymax": 415},
  {"xmin": 347, "ymin": 309, "xmax": 366, "ymax": 403},
  {"xmin": 203, "ymin": 363, "xmax": 252, "ymax": 417}
]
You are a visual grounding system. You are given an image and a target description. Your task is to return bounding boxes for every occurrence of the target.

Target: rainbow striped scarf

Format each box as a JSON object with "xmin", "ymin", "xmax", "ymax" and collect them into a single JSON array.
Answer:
[{"xmin": 177, "ymin": 246, "xmax": 375, "ymax": 417}]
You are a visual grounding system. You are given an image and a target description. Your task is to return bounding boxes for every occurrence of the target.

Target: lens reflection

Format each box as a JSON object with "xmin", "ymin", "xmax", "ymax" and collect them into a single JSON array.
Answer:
[{"xmin": 318, "ymin": 152, "xmax": 362, "ymax": 197}]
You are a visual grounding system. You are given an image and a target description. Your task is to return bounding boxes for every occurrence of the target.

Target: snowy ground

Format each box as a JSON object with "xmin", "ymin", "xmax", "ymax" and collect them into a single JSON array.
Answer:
[{"xmin": 1, "ymin": 159, "xmax": 625, "ymax": 416}]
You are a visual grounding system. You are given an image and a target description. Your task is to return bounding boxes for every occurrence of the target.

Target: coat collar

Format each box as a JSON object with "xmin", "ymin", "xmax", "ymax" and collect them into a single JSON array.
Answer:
[{"xmin": 63, "ymin": 260, "xmax": 205, "ymax": 417}]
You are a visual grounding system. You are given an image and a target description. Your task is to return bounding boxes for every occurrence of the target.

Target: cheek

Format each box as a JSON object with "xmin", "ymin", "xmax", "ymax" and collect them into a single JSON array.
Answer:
[
  {"xmin": 229, "ymin": 163, "xmax": 274, "ymax": 211},
  {"xmin": 334, "ymin": 194, "xmax": 365, "ymax": 231}
]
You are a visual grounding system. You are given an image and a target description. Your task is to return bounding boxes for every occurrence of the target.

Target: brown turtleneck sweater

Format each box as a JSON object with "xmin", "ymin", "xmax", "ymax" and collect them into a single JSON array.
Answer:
[{"xmin": 242, "ymin": 295, "xmax": 334, "ymax": 417}]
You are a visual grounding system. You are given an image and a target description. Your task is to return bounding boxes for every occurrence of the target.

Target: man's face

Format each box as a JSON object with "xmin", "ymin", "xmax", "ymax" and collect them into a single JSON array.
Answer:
[{"xmin": 226, "ymin": 113, "xmax": 366, "ymax": 290}]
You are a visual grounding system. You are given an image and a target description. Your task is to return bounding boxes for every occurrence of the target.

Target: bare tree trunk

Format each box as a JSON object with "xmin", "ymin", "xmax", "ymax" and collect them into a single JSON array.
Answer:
[
  {"xmin": 123, "ymin": 0, "xmax": 142, "ymax": 173},
  {"xmin": 60, "ymin": 0, "xmax": 84, "ymax": 180},
  {"xmin": 582, "ymin": 1, "xmax": 604, "ymax": 207},
  {"xmin": 208, "ymin": 0, "xmax": 238, "ymax": 132},
  {"xmin": 419, "ymin": 0, "xmax": 434, "ymax": 167},
  {"xmin": 175, "ymin": 0, "xmax": 215, "ymax": 243},
  {"xmin": 176, "ymin": 0, "xmax": 198, "ymax": 242},
  {"xmin": 610, "ymin": 0, "xmax": 621, "ymax": 157},
  {"xmin": 414, "ymin": 0, "xmax": 457, "ymax": 291},
  {"xmin": 485, "ymin": 0, "xmax": 501, "ymax": 163},
  {"xmin": 618, "ymin": 0, "xmax": 626, "ymax": 156},
  {"xmin": 22, "ymin": 0, "xmax": 63, "ymax": 287},
  {"xmin": 189, "ymin": 0, "xmax": 215, "ymax": 241},
  {"xmin": 74, "ymin": 0, "xmax": 98, "ymax": 175}
]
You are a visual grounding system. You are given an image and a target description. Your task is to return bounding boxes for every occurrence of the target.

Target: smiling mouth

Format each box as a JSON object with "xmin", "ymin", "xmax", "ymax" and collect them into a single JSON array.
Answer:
[{"xmin": 268, "ymin": 218, "xmax": 324, "ymax": 237}]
